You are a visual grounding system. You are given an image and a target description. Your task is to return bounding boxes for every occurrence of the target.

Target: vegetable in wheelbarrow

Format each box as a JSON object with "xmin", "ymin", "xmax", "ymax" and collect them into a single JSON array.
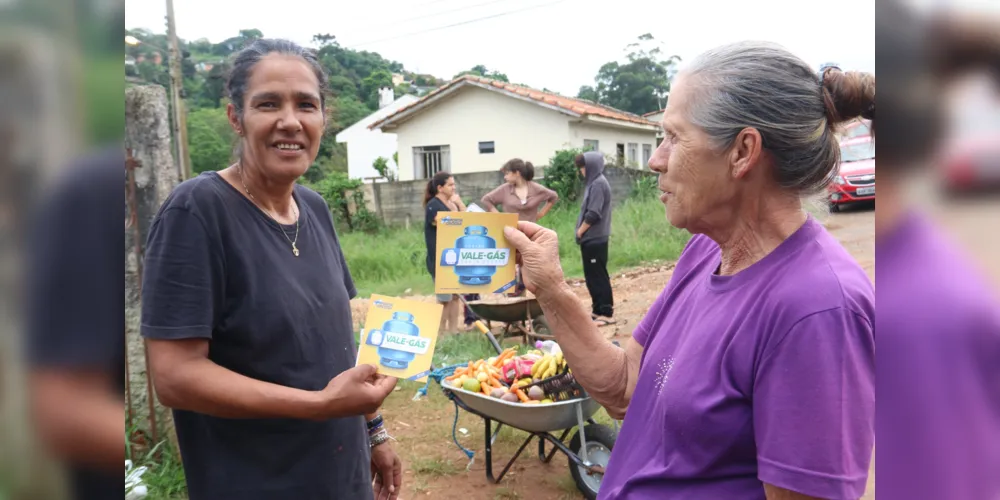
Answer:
[{"xmin": 445, "ymin": 342, "xmax": 584, "ymax": 404}]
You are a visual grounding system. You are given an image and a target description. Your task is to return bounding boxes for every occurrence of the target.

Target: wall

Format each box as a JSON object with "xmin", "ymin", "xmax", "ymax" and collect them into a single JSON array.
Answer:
[
  {"xmin": 337, "ymin": 95, "xmax": 418, "ymax": 180},
  {"xmin": 368, "ymin": 168, "xmax": 655, "ymax": 226},
  {"xmin": 569, "ymin": 121, "xmax": 659, "ymax": 169},
  {"xmin": 345, "ymin": 132, "xmax": 402, "ymax": 180},
  {"xmin": 392, "ymin": 86, "xmax": 574, "ymax": 181},
  {"xmin": 371, "ymin": 170, "xmax": 505, "ymax": 227}
]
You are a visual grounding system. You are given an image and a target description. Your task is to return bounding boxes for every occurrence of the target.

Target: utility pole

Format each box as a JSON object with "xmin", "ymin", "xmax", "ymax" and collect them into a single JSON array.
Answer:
[{"xmin": 165, "ymin": 0, "xmax": 192, "ymax": 180}]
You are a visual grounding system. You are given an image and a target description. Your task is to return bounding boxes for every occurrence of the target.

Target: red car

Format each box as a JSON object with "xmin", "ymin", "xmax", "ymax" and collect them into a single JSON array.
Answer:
[
  {"xmin": 940, "ymin": 105, "xmax": 1000, "ymax": 194},
  {"xmin": 829, "ymin": 136, "xmax": 876, "ymax": 211}
]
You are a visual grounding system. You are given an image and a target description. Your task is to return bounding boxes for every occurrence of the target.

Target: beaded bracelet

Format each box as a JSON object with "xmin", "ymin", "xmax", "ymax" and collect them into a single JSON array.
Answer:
[
  {"xmin": 366, "ymin": 414, "xmax": 383, "ymax": 431},
  {"xmin": 368, "ymin": 420, "xmax": 384, "ymax": 435},
  {"xmin": 369, "ymin": 428, "xmax": 391, "ymax": 448}
]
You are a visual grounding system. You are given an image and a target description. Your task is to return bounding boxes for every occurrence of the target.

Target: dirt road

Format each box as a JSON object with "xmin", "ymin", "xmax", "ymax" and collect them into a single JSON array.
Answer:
[{"xmin": 377, "ymin": 204, "xmax": 876, "ymax": 500}]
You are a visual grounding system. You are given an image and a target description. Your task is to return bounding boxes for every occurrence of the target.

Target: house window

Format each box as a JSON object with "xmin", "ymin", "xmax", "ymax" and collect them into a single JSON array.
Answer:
[
  {"xmin": 478, "ymin": 141, "xmax": 495, "ymax": 154},
  {"xmin": 627, "ymin": 143, "xmax": 638, "ymax": 166},
  {"xmin": 413, "ymin": 145, "xmax": 451, "ymax": 180},
  {"xmin": 583, "ymin": 139, "xmax": 599, "ymax": 152},
  {"xmin": 642, "ymin": 144, "xmax": 652, "ymax": 167}
]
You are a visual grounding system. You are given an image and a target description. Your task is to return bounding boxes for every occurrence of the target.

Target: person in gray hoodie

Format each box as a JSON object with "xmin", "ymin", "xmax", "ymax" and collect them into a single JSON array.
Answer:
[{"xmin": 574, "ymin": 151, "xmax": 615, "ymax": 325}]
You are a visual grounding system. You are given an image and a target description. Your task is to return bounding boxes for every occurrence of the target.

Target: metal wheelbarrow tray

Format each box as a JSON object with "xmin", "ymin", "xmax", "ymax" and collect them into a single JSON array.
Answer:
[
  {"xmin": 439, "ymin": 383, "xmax": 617, "ymax": 500},
  {"xmin": 465, "ymin": 297, "xmax": 553, "ymax": 343}
]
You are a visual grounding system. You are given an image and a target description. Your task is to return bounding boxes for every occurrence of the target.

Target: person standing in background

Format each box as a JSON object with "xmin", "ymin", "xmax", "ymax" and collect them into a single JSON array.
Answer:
[
  {"xmin": 480, "ymin": 158, "xmax": 559, "ymax": 223},
  {"xmin": 481, "ymin": 158, "xmax": 559, "ymax": 296},
  {"xmin": 574, "ymin": 151, "xmax": 615, "ymax": 326},
  {"xmin": 424, "ymin": 171, "xmax": 469, "ymax": 333}
]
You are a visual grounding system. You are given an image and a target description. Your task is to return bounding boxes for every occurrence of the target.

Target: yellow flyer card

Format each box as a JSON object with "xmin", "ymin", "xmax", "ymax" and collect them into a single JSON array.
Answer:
[
  {"xmin": 357, "ymin": 295, "xmax": 443, "ymax": 383},
  {"xmin": 434, "ymin": 212, "xmax": 519, "ymax": 295}
]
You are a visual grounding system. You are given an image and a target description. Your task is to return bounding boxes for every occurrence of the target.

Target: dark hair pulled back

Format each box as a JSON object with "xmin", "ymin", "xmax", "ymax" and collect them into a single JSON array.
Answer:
[
  {"xmin": 501, "ymin": 158, "xmax": 535, "ymax": 182},
  {"xmin": 424, "ymin": 171, "xmax": 452, "ymax": 206}
]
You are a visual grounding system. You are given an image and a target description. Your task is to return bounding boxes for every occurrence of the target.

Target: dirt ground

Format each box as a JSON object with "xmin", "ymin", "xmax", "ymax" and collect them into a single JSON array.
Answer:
[{"xmin": 371, "ymin": 203, "xmax": 877, "ymax": 500}]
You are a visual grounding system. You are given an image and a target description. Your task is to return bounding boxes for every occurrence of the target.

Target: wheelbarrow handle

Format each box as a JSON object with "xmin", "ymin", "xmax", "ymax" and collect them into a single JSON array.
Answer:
[
  {"xmin": 458, "ymin": 295, "xmax": 504, "ymax": 355},
  {"xmin": 474, "ymin": 320, "xmax": 504, "ymax": 355}
]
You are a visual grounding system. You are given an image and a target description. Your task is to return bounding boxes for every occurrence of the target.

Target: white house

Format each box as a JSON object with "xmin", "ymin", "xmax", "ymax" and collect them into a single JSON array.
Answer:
[
  {"xmin": 336, "ymin": 88, "xmax": 419, "ymax": 180},
  {"xmin": 369, "ymin": 75, "xmax": 660, "ymax": 181}
]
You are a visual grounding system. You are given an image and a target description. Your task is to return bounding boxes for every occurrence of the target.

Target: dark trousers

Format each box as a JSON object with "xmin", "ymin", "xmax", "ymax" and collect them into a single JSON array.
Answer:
[{"xmin": 581, "ymin": 240, "xmax": 613, "ymax": 318}]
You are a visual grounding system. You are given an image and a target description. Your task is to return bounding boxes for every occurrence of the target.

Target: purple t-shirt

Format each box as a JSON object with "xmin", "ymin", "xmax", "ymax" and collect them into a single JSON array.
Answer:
[
  {"xmin": 599, "ymin": 216, "xmax": 875, "ymax": 500},
  {"xmin": 876, "ymin": 212, "xmax": 1000, "ymax": 500}
]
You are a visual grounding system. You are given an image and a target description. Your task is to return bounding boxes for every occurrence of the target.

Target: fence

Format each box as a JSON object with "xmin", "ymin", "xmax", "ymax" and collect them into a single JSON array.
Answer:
[{"xmin": 361, "ymin": 167, "xmax": 656, "ymax": 227}]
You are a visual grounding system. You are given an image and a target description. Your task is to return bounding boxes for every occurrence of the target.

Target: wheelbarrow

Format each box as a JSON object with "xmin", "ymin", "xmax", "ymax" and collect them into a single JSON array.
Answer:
[
  {"xmin": 465, "ymin": 295, "xmax": 552, "ymax": 344},
  {"xmin": 427, "ymin": 321, "xmax": 617, "ymax": 500}
]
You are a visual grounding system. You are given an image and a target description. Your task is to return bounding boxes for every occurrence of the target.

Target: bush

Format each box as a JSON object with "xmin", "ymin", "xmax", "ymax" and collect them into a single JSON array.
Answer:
[
  {"xmin": 542, "ymin": 148, "xmax": 585, "ymax": 204},
  {"xmin": 304, "ymin": 173, "xmax": 381, "ymax": 234}
]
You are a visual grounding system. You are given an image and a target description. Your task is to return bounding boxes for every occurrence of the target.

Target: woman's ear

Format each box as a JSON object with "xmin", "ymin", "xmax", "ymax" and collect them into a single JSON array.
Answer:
[
  {"xmin": 729, "ymin": 127, "xmax": 764, "ymax": 180},
  {"xmin": 226, "ymin": 103, "xmax": 242, "ymax": 136}
]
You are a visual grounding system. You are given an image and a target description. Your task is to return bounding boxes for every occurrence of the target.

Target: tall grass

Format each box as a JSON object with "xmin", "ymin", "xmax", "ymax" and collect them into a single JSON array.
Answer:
[{"xmin": 340, "ymin": 192, "xmax": 690, "ymax": 297}]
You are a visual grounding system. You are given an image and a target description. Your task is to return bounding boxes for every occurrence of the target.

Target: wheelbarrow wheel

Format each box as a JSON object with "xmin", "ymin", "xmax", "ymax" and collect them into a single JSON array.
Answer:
[
  {"xmin": 531, "ymin": 316, "xmax": 552, "ymax": 339},
  {"xmin": 568, "ymin": 423, "xmax": 616, "ymax": 500}
]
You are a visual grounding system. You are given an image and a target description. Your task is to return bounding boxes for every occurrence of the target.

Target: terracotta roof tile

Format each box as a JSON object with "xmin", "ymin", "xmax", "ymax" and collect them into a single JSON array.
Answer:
[{"xmin": 369, "ymin": 74, "xmax": 658, "ymax": 130}]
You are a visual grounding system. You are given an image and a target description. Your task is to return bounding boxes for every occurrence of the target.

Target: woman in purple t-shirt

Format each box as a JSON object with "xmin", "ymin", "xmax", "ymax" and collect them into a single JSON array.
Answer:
[{"xmin": 505, "ymin": 42, "xmax": 876, "ymax": 500}]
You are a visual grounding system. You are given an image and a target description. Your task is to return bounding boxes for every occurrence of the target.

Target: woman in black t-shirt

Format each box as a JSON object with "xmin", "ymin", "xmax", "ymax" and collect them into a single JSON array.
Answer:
[
  {"xmin": 140, "ymin": 39, "xmax": 401, "ymax": 500},
  {"xmin": 423, "ymin": 172, "xmax": 467, "ymax": 333}
]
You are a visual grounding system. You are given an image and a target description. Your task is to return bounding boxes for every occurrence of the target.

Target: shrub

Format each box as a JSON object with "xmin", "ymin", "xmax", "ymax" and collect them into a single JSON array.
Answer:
[{"xmin": 542, "ymin": 148, "xmax": 584, "ymax": 203}]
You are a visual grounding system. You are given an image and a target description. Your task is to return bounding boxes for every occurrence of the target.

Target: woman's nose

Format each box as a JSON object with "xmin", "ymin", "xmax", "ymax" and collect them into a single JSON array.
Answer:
[
  {"xmin": 276, "ymin": 105, "xmax": 303, "ymax": 132},
  {"xmin": 648, "ymin": 144, "xmax": 669, "ymax": 173}
]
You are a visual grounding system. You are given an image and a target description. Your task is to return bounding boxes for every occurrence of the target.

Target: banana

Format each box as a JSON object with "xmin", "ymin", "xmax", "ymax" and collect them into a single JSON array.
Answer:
[
  {"xmin": 555, "ymin": 352, "xmax": 564, "ymax": 370},
  {"xmin": 540, "ymin": 357, "xmax": 556, "ymax": 379}
]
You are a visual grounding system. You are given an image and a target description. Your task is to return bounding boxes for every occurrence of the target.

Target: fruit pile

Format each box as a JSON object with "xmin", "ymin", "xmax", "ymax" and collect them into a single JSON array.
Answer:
[{"xmin": 444, "ymin": 344, "xmax": 578, "ymax": 405}]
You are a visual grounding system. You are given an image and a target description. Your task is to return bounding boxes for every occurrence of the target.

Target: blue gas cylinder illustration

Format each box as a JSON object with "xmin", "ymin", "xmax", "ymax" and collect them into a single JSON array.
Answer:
[
  {"xmin": 454, "ymin": 225, "xmax": 497, "ymax": 285},
  {"xmin": 367, "ymin": 312, "xmax": 421, "ymax": 370}
]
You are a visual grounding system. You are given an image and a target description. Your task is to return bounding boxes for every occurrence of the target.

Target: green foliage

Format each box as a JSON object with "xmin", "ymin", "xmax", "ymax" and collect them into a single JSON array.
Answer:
[
  {"xmin": 577, "ymin": 85, "xmax": 599, "ymax": 102},
  {"xmin": 455, "ymin": 64, "xmax": 509, "ymax": 82},
  {"xmin": 577, "ymin": 34, "xmax": 681, "ymax": 115},
  {"xmin": 305, "ymin": 173, "xmax": 381, "ymax": 233},
  {"xmin": 187, "ymin": 107, "xmax": 235, "ymax": 173},
  {"xmin": 331, "ymin": 95, "xmax": 372, "ymax": 131},
  {"xmin": 542, "ymin": 148, "xmax": 585, "ymax": 203},
  {"xmin": 361, "ymin": 69, "xmax": 394, "ymax": 109},
  {"xmin": 372, "ymin": 156, "xmax": 396, "ymax": 181}
]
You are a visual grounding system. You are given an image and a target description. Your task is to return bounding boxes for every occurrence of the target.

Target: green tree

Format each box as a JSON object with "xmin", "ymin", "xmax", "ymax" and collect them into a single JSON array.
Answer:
[
  {"xmin": 577, "ymin": 85, "xmax": 598, "ymax": 102},
  {"xmin": 543, "ymin": 148, "xmax": 585, "ymax": 203},
  {"xmin": 455, "ymin": 64, "xmax": 509, "ymax": 82},
  {"xmin": 360, "ymin": 69, "xmax": 393, "ymax": 109},
  {"xmin": 577, "ymin": 34, "xmax": 680, "ymax": 115},
  {"xmin": 239, "ymin": 29, "xmax": 263, "ymax": 42},
  {"xmin": 187, "ymin": 107, "xmax": 236, "ymax": 173}
]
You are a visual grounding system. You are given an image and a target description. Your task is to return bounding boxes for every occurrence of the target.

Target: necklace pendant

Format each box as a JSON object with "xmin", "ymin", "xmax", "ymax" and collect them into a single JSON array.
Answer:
[{"xmin": 292, "ymin": 243, "xmax": 300, "ymax": 257}]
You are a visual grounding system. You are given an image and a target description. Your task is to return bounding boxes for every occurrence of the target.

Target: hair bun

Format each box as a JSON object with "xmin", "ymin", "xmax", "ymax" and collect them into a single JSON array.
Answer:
[{"xmin": 821, "ymin": 68, "xmax": 876, "ymax": 125}]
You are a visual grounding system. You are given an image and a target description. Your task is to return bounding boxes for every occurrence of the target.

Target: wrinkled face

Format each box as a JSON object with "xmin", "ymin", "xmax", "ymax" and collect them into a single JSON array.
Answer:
[
  {"xmin": 228, "ymin": 53, "xmax": 325, "ymax": 182},
  {"xmin": 647, "ymin": 74, "xmax": 739, "ymax": 233}
]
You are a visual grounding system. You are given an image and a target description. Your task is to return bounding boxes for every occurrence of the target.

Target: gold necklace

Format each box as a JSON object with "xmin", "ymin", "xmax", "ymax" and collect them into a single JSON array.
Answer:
[{"xmin": 238, "ymin": 163, "xmax": 300, "ymax": 257}]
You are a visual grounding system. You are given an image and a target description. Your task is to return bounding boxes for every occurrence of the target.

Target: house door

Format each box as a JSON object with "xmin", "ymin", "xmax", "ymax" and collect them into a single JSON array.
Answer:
[{"xmin": 413, "ymin": 145, "xmax": 451, "ymax": 180}]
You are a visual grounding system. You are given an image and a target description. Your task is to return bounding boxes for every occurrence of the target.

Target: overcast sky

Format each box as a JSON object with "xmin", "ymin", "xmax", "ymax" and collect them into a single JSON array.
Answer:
[{"xmin": 125, "ymin": 0, "xmax": 878, "ymax": 96}]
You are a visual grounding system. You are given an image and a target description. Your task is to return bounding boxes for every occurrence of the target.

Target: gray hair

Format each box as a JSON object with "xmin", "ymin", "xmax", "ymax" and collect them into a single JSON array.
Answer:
[
  {"xmin": 682, "ymin": 41, "xmax": 875, "ymax": 194},
  {"xmin": 226, "ymin": 38, "xmax": 329, "ymax": 119}
]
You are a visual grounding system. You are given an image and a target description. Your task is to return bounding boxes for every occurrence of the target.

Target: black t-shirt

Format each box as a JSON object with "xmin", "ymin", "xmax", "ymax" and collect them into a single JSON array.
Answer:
[
  {"xmin": 26, "ymin": 148, "xmax": 124, "ymax": 500},
  {"xmin": 140, "ymin": 172, "xmax": 371, "ymax": 500},
  {"xmin": 424, "ymin": 197, "xmax": 449, "ymax": 277}
]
